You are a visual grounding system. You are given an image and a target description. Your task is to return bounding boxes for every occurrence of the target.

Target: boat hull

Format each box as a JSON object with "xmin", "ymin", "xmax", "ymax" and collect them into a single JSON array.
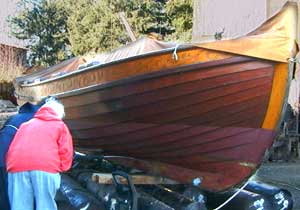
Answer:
[
  {"xmin": 14, "ymin": 2, "xmax": 298, "ymax": 191},
  {"xmin": 59, "ymin": 55, "xmax": 282, "ymax": 191},
  {"xmin": 15, "ymin": 48, "xmax": 290, "ymax": 191}
]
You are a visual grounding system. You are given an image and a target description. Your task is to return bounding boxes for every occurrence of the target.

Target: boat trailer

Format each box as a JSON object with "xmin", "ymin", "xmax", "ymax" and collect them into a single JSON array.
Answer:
[{"xmin": 55, "ymin": 153, "xmax": 293, "ymax": 210}]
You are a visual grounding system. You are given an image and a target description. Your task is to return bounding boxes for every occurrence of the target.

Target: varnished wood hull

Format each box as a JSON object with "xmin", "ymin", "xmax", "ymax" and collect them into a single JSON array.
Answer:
[{"xmin": 15, "ymin": 47, "xmax": 291, "ymax": 191}]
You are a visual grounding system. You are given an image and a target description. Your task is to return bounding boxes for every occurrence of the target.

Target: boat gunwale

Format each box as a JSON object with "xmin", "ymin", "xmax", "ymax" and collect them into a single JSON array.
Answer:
[
  {"xmin": 45, "ymin": 56, "xmax": 259, "ymax": 100},
  {"xmin": 18, "ymin": 44, "xmax": 193, "ymax": 87},
  {"xmin": 15, "ymin": 56, "xmax": 81, "ymax": 82}
]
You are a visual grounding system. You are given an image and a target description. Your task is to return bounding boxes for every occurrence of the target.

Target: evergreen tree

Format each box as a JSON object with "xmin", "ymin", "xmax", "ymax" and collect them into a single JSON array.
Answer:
[
  {"xmin": 9, "ymin": 0, "xmax": 70, "ymax": 66},
  {"xmin": 65, "ymin": 0, "xmax": 175, "ymax": 56},
  {"xmin": 63, "ymin": 0, "xmax": 129, "ymax": 56},
  {"xmin": 9, "ymin": 0, "xmax": 194, "ymax": 65},
  {"xmin": 165, "ymin": 0, "xmax": 193, "ymax": 42},
  {"xmin": 116, "ymin": 0, "xmax": 174, "ymax": 37}
]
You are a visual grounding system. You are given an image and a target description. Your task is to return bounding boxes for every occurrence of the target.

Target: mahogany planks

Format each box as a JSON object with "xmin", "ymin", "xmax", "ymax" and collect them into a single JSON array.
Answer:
[{"xmin": 15, "ymin": 48, "xmax": 286, "ymax": 191}]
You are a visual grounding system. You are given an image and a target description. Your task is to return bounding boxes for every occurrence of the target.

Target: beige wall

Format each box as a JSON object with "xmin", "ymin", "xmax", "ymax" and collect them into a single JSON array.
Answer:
[
  {"xmin": 192, "ymin": 0, "xmax": 292, "ymax": 42},
  {"xmin": 0, "ymin": 0, "xmax": 25, "ymax": 47},
  {"xmin": 268, "ymin": 0, "xmax": 287, "ymax": 17},
  {"xmin": 192, "ymin": 0, "xmax": 267, "ymax": 42}
]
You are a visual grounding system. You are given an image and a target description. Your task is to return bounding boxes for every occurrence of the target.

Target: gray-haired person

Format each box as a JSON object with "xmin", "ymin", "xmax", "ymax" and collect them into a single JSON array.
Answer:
[{"xmin": 6, "ymin": 98, "xmax": 73, "ymax": 210}]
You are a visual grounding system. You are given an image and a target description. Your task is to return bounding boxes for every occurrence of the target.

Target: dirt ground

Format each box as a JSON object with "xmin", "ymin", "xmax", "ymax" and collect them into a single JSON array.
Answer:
[{"xmin": 254, "ymin": 160, "xmax": 300, "ymax": 210}]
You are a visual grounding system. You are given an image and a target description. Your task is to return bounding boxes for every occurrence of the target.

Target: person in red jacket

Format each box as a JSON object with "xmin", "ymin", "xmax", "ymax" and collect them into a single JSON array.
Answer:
[{"xmin": 6, "ymin": 97, "xmax": 73, "ymax": 210}]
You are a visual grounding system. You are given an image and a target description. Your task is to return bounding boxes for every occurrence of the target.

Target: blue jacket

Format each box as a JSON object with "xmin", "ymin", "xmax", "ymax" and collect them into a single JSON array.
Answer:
[{"xmin": 0, "ymin": 103, "xmax": 41, "ymax": 167}]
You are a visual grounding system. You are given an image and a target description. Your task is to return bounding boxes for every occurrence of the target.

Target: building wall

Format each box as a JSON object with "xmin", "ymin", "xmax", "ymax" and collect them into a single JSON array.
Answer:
[
  {"xmin": 0, "ymin": 0, "xmax": 25, "ymax": 47},
  {"xmin": 192, "ymin": 0, "xmax": 291, "ymax": 42},
  {"xmin": 0, "ymin": 0, "xmax": 26, "ymax": 100},
  {"xmin": 0, "ymin": 43, "xmax": 26, "ymax": 77},
  {"xmin": 267, "ymin": 0, "xmax": 290, "ymax": 17},
  {"xmin": 0, "ymin": 43, "xmax": 25, "ymax": 101}
]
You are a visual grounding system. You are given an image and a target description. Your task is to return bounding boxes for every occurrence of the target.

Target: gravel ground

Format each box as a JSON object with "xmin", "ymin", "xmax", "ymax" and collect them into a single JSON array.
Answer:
[{"xmin": 254, "ymin": 160, "xmax": 300, "ymax": 210}]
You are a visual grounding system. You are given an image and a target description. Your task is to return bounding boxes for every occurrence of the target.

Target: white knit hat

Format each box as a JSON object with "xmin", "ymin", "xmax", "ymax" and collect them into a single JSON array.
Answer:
[{"xmin": 42, "ymin": 97, "xmax": 65, "ymax": 119}]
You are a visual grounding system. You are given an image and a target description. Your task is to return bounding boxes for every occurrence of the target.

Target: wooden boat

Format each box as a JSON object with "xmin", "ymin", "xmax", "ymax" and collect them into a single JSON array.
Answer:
[{"xmin": 14, "ymin": 3, "xmax": 298, "ymax": 192}]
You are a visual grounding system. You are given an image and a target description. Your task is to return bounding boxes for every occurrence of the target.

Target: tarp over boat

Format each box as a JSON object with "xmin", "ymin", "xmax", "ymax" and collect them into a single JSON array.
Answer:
[
  {"xmin": 83, "ymin": 36, "xmax": 176, "ymax": 65},
  {"xmin": 195, "ymin": 2, "xmax": 298, "ymax": 63},
  {"xmin": 16, "ymin": 37, "xmax": 176, "ymax": 83},
  {"xmin": 85, "ymin": 2, "xmax": 298, "ymax": 65},
  {"xmin": 17, "ymin": 2, "xmax": 298, "ymax": 84}
]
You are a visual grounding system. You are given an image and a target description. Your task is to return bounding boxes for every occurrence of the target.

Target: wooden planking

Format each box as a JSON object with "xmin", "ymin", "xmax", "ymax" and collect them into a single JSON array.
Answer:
[
  {"xmin": 63, "ymin": 58, "xmax": 272, "ymax": 155},
  {"xmin": 179, "ymin": 95, "xmax": 269, "ymax": 125},
  {"xmin": 65, "ymin": 70, "xmax": 272, "ymax": 120},
  {"xmin": 61, "ymin": 57, "xmax": 253, "ymax": 108},
  {"xmin": 104, "ymin": 155, "xmax": 253, "ymax": 191},
  {"xmin": 66, "ymin": 85, "xmax": 268, "ymax": 138},
  {"xmin": 62, "ymin": 59, "xmax": 273, "ymax": 109},
  {"xmin": 70, "ymin": 82, "xmax": 271, "ymax": 140},
  {"xmin": 17, "ymin": 47, "xmax": 233, "ymax": 100},
  {"xmin": 69, "ymin": 94, "xmax": 268, "ymax": 149},
  {"xmin": 138, "ymin": 82, "xmax": 271, "ymax": 123},
  {"xmin": 81, "ymin": 99, "xmax": 267, "ymax": 150},
  {"xmin": 135, "ymin": 127, "xmax": 273, "ymax": 160},
  {"xmin": 68, "ymin": 80, "xmax": 271, "ymax": 130},
  {"xmin": 76, "ymin": 109, "xmax": 269, "ymax": 160},
  {"xmin": 65, "ymin": 68, "xmax": 273, "ymax": 132},
  {"xmin": 75, "ymin": 125, "xmax": 217, "ymax": 148},
  {"xmin": 73, "ymin": 123, "xmax": 195, "ymax": 147},
  {"xmin": 155, "ymin": 130, "xmax": 273, "ymax": 169},
  {"xmin": 98, "ymin": 107, "xmax": 268, "ymax": 153},
  {"xmin": 100, "ymin": 127, "xmax": 255, "ymax": 154}
]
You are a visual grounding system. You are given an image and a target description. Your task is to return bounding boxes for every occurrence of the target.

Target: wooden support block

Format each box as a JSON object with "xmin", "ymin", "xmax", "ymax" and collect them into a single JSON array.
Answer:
[{"xmin": 92, "ymin": 173, "xmax": 178, "ymax": 185}]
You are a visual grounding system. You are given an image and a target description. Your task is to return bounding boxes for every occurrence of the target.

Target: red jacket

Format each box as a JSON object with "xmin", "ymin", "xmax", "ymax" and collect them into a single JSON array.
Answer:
[{"xmin": 6, "ymin": 107, "xmax": 73, "ymax": 173}]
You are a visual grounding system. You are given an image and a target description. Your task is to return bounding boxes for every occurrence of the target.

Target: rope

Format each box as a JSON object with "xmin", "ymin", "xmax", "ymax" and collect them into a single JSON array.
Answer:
[
  {"xmin": 213, "ymin": 180, "xmax": 250, "ymax": 210},
  {"xmin": 172, "ymin": 44, "xmax": 180, "ymax": 61}
]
